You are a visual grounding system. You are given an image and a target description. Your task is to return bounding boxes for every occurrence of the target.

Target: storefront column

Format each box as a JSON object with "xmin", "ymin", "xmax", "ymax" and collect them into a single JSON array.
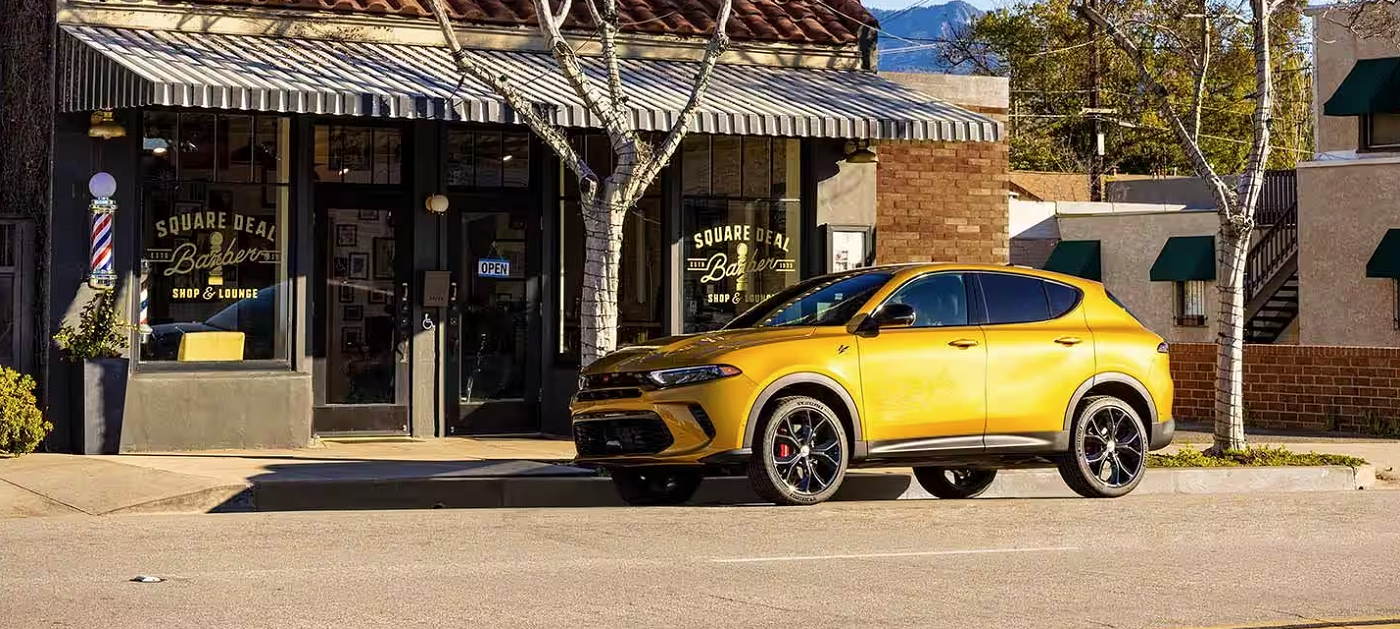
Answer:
[{"xmin": 409, "ymin": 120, "xmax": 446, "ymax": 438}]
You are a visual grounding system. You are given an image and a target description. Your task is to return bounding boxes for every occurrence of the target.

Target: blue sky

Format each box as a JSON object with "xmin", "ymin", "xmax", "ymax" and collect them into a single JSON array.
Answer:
[{"xmin": 862, "ymin": 0, "xmax": 1007, "ymax": 11}]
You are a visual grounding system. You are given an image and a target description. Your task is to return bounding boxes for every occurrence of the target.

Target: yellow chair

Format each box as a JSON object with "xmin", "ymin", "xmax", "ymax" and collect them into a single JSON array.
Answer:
[{"xmin": 177, "ymin": 331, "xmax": 245, "ymax": 362}]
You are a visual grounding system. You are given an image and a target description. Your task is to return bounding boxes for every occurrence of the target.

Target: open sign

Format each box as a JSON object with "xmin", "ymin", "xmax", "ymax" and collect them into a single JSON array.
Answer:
[{"xmin": 477, "ymin": 258, "xmax": 511, "ymax": 278}]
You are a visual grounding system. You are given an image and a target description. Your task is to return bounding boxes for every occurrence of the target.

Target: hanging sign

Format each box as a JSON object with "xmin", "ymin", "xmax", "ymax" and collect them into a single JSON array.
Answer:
[{"xmin": 477, "ymin": 258, "xmax": 511, "ymax": 278}]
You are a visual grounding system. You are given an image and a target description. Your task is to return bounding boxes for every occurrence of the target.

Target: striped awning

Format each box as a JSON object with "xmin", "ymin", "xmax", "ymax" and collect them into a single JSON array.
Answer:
[{"xmin": 58, "ymin": 25, "xmax": 1000, "ymax": 142}]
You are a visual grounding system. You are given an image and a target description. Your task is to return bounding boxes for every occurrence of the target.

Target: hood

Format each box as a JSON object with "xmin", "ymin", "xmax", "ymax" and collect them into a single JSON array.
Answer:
[
  {"xmin": 586, "ymin": 327, "xmax": 814, "ymax": 374},
  {"xmin": 149, "ymin": 321, "xmax": 222, "ymax": 335}
]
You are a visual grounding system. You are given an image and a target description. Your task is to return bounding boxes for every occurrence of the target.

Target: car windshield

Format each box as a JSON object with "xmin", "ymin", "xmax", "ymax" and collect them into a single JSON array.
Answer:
[{"xmin": 724, "ymin": 271, "xmax": 893, "ymax": 329}]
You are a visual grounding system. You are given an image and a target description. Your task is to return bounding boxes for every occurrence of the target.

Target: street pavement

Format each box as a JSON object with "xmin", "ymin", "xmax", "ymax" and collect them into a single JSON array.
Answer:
[{"xmin": 3, "ymin": 492, "xmax": 1398, "ymax": 629}]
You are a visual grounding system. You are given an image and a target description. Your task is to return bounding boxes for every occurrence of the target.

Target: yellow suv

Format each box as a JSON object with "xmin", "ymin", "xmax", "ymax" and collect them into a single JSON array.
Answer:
[{"xmin": 570, "ymin": 263, "xmax": 1175, "ymax": 506}]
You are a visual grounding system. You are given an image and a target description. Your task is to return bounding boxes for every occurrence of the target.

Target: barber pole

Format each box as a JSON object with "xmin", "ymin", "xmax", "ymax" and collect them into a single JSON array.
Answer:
[{"xmin": 139, "ymin": 260, "xmax": 152, "ymax": 343}]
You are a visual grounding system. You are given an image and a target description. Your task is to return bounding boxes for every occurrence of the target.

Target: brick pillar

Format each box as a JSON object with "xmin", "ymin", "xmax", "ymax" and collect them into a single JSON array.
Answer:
[{"xmin": 875, "ymin": 141, "xmax": 1010, "ymax": 264}]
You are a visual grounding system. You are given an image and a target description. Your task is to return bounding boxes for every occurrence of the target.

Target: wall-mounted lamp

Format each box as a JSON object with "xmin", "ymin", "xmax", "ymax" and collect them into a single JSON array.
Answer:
[
  {"xmin": 88, "ymin": 110, "xmax": 126, "ymax": 139},
  {"xmin": 843, "ymin": 139, "xmax": 878, "ymax": 164},
  {"xmin": 424, "ymin": 194, "xmax": 450, "ymax": 214}
]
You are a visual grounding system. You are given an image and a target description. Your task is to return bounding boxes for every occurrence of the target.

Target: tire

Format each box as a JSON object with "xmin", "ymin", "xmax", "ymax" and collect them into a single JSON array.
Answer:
[
  {"xmin": 913, "ymin": 467, "xmax": 998, "ymax": 499},
  {"xmin": 747, "ymin": 396, "xmax": 850, "ymax": 506},
  {"xmin": 610, "ymin": 467, "xmax": 703, "ymax": 506},
  {"xmin": 1057, "ymin": 395, "xmax": 1148, "ymax": 498}
]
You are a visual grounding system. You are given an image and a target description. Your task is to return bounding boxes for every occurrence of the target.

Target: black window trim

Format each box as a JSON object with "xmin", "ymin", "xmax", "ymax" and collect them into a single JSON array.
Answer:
[
  {"xmin": 864, "ymin": 270, "xmax": 980, "ymax": 330},
  {"xmin": 969, "ymin": 270, "xmax": 1083, "ymax": 327},
  {"xmin": 1174, "ymin": 280, "xmax": 1209, "ymax": 328}
]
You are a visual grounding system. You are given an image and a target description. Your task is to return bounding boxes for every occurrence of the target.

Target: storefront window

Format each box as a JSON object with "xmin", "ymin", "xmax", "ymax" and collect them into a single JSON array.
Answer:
[
  {"xmin": 447, "ymin": 128, "xmax": 531, "ymax": 188},
  {"xmin": 138, "ymin": 111, "xmax": 292, "ymax": 365},
  {"xmin": 681, "ymin": 136, "xmax": 802, "ymax": 333},
  {"xmin": 313, "ymin": 125, "xmax": 402, "ymax": 184},
  {"xmin": 558, "ymin": 134, "xmax": 663, "ymax": 363}
]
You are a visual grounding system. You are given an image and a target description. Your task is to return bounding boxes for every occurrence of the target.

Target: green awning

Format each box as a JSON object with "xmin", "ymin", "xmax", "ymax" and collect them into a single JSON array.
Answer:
[
  {"xmin": 1366, "ymin": 229, "xmax": 1400, "ymax": 278},
  {"xmin": 1150, "ymin": 236, "xmax": 1216, "ymax": 282},
  {"xmin": 1043, "ymin": 240, "xmax": 1102, "ymax": 281},
  {"xmin": 1324, "ymin": 57, "xmax": 1400, "ymax": 117}
]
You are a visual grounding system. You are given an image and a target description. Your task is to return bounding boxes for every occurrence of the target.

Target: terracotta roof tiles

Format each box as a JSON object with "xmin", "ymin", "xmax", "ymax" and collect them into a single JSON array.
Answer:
[{"xmin": 178, "ymin": 0, "xmax": 878, "ymax": 45}]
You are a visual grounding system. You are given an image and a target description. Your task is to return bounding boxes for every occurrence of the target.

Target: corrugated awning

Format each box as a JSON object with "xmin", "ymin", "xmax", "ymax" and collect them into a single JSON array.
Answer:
[
  {"xmin": 1324, "ymin": 57, "xmax": 1400, "ymax": 117},
  {"xmin": 1042, "ymin": 240, "xmax": 1101, "ymax": 281},
  {"xmin": 1365, "ymin": 229, "xmax": 1400, "ymax": 278},
  {"xmin": 1149, "ymin": 236, "xmax": 1216, "ymax": 282},
  {"xmin": 59, "ymin": 25, "xmax": 1000, "ymax": 142}
]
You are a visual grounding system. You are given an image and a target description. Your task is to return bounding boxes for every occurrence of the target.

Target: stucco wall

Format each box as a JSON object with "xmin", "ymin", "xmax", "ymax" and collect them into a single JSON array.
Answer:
[
  {"xmin": 1056, "ymin": 210, "xmax": 1222, "ymax": 343},
  {"xmin": 121, "ymin": 372, "xmax": 314, "ymax": 451},
  {"xmin": 1296, "ymin": 160, "xmax": 1400, "ymax": 347},
  {"xmin": 1312, "ymin": 9, "xmax": 1400, "ymax": 153}
]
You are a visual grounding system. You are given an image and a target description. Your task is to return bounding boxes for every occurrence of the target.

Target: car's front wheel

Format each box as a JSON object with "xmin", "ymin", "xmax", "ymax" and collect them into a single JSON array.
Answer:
[
  {"xmin": 748, "ymin": 396, "xmax": 850, "ymax": 506},
  {"xmin": 610, "ymin": 467, "xmax": 703, "ymax": 506},
  {"xmin": 913, "ymin": 467, "xmax": 998, "ymax": 499},
  {"xmin": 1057, "ymin": 395, "xmax": 1148, "ymax": 498}
]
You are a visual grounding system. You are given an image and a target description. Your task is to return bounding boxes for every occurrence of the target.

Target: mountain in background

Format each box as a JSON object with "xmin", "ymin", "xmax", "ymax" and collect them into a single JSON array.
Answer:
[{"xmin": 871, "ymin": 1, "xmax": 982, "ymax": 74}]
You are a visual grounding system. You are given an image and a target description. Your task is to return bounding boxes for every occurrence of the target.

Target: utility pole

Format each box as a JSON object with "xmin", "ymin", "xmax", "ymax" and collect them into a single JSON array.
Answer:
[{"xmin": 1087, "ymin": 0, "xmax": 1105, "ymax": 201}]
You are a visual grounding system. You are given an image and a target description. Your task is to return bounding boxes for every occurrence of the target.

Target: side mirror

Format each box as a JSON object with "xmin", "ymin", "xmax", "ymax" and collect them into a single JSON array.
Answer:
[{"xmin": 873, "ymin": 303, "xmax": 916, "ymax": 328}]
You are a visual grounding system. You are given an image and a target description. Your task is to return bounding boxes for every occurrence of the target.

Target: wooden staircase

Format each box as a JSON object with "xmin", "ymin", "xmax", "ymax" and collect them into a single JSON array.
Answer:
[{"xmin": 1243, "ymin": 202, "xmax": 1299, "ymax": 344}]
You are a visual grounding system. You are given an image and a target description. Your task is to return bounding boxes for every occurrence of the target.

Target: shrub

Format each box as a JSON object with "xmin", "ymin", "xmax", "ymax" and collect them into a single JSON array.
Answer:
[
  {"xmin": 0, "ymin": 367, "xmax": 51, "ymax": 456},
  {"xmin": 53, "ymin": 291, "xmax": 130, "ymax": 362},
  {"xmin": 1148, "ymin": 446, "xmax": 1368, "ymax": 468}
]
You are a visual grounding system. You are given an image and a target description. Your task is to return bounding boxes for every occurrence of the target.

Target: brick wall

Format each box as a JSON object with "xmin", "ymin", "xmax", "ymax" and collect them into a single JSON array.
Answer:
[
  {"xmin": 875, "ymin": 141, "xmax": 1010, "ymax": 264},
  {"xmin": 1170, "ymin": 343, "xmax": 1400, "ymax": 433}
]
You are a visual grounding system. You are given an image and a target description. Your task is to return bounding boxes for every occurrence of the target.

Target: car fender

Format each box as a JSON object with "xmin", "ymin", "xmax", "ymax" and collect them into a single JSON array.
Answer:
[
  {"xmin": 742, "ymin": 372, "xmax": 864, "ymax": 448},
  {"xmin": 1062, "ymin": 372, "xmax": 1159, "ymax": 430}
]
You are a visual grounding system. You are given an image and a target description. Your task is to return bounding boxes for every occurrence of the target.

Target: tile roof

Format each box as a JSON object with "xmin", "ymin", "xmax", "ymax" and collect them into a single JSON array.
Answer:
[{"xmin": 179, "ymin": 0, "xmax": 878, "ymax": 45}]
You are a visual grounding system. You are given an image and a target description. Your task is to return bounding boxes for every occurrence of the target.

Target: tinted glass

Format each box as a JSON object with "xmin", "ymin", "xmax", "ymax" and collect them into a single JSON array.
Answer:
[
  {"xmin": 725, "ymin": 272, "xmax": 892, "ymax": 329},
  {"xmin": 1107, "ymin": 290, "xmax": 1146, "ymax": 325},
  {"xmin": 886, "ymin": 273, "xmax": 968, "ymax": 327},
  {"xmin": 979, "ymin": 273, "xmax": 1051, "ymax": 325},
  {"xmin": 1045, "ymin": 282, "xmax": 1081, "ymax": 319}
]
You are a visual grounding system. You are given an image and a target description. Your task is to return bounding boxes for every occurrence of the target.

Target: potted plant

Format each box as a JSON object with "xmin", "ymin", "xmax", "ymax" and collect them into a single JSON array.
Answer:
[{"xmin": 53, "ymin": 291, "xmax": 133, "ymax": 455}]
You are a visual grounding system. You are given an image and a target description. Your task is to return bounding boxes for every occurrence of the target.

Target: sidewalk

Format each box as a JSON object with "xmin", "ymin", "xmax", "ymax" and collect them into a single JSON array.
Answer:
[{"xmin": 1, "ymin": 427, "xmax": 1391, "ymax": 519}]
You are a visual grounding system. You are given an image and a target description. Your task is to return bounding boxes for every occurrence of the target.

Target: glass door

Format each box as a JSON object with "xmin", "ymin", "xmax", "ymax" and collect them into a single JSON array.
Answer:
[{"xmin": 0, "ymin": 221, "xmax": 32, "ymax": 374}]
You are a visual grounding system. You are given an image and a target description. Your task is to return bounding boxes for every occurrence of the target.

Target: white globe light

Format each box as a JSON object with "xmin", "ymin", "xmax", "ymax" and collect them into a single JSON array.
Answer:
[
  {"xmin": 88, "ymin": 172, "xmax": 117, "ymax": 198},
  {"xmin": 425, "ymin": 194, "xmax": 449, "ymax": 214}
]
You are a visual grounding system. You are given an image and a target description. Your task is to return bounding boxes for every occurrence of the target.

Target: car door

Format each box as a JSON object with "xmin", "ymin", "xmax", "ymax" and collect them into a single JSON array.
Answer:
[
  {"xmin": 973, "ymin": 272, "xmax": 1096, "ymax": 441},
  {"xmin": 856, "ymin": 271, "xmax": 987, "ymax": 445}
]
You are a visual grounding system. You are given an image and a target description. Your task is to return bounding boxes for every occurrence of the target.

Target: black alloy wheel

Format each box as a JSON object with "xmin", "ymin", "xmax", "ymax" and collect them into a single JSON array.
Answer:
[
  {"xmin": 1057, "ymin": 396, "xmax": 1148, "ymax": 498},
  {"xmin": 748, "ymin": 396, "xmax": 850, "ymax": 506},
  {"xmin": 610, "ymin": 467, "xmax": 704, "ymax": 506},
  {"xmin": 912, "ymin": 467, "xmax": 998, "ymax": 499}
]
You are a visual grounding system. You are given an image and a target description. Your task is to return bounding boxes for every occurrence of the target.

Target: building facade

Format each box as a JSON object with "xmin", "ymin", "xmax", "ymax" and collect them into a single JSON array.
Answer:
[{"xmin": 27, "ymin": 0, "xmax": 1006, "ymax": 451}]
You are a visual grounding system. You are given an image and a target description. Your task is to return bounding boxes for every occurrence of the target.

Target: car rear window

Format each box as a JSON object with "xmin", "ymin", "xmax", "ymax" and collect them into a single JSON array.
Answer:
[
  {"xmin": 978, "ymin": 272, "xmax": 1051, "ymax": 325},
  {"xmin": 1045, "ymin": 282, "xmax": 1081, "ymax": 319}
]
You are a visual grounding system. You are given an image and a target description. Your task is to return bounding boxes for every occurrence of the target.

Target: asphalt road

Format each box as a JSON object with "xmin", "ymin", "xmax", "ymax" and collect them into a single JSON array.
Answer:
[{"xmin": 4, "ymin": 492, "xmax": 1399, "ymax": 629}]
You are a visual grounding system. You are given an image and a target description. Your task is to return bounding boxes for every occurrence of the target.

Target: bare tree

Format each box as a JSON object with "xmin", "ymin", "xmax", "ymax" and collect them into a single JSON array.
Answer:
[
  {"xmin": 1076, "ymin": 0, "xmax": 1285, "ymax": 452},
  {"xmin": 422, "ymin": 0, "xmax": 733, "ymax": 366}
]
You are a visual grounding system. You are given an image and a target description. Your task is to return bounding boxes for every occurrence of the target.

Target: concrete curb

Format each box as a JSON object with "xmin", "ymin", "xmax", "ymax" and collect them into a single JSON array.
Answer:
[{"xmin": 239, "ymin": 465, "xmax": 1377, "ymax": 512}]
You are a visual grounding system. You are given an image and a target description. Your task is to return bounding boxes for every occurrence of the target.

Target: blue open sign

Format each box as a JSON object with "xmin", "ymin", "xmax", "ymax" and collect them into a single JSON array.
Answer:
[{"xmin": 477, "ymin": 258, "xmax": 511, "ymax": 278}]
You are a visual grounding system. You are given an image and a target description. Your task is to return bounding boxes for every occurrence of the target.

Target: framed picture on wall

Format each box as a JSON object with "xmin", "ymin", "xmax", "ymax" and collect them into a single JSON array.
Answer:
[
  {"xmin": 339, "ymin": 284, "xmax": 354, "ymax": 303},
  {"xmin": 343, "ymin": 305, "xmax": 363, "ymax": 322},
  {"xmin": 823, "ymin": 224, "xmax": 873, "ymax": 274},
  {"xmin": 373, "ymin": 237, "xmax": 395, "ymax": 280},
  {"xmin": 368, "ymin": 289, "xmax": 388, "ymax": 305},
  {"xmin": 349, "ymin": 253, "xmax": 369, "ymax": 280},
  {"xmin": 337, "ymin": 224, "xmax": 358, "ymax": 247},
  {"xmin": 341, "ymin": 326, "xmax": 363, "ymax": 349},
  {"xmin": 358, "ymin": 209, "xmax": 379, "ymax": 221}
]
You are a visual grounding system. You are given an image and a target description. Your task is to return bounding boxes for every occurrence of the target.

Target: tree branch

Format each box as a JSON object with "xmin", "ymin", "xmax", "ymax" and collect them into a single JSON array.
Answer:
[
  {"xmin": 583, "ymin": 0, "xmax": 627, "ymax": 110},
  {"xmin": 423, "ymin": 0, "xmax": 594, "ymax": 182},
  {"xmin": 530, "ymin": 0, "xmax": 636, "ymax": 144},
  {"xmin": 635, "ymin": 0, "xmax": 734, "ymax": 190},
  {"xmin": 1075, "ymin": 1, "xmax": 1236, "ymax": 211},
  {"xmin": 1232, "ymin": 0, "xmax": 1274, "ymax": 231}
]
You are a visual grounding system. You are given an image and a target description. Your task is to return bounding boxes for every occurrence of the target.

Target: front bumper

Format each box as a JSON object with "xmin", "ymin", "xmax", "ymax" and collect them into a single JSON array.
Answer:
[
  {"xmin": 1149, "ymin": 417, "xmax": 1175, "ymax": 451},
  {"xmin": 568, "ymin": 374, "xmax": 758, "ymax": 466}
]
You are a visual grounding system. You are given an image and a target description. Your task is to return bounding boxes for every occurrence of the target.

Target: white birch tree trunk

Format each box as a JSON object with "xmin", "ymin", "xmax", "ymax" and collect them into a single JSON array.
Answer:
[
  {"xmin": 579, "ymin": 187, "xmax": 627, "ymax": 365},
  {"xmin": 1214, "ymin": 231, "xmax": 1250, "ymax": 450}
]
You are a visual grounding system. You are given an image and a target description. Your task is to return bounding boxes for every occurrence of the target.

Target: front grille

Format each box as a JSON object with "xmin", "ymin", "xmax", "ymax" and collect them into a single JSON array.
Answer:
[
  {"xmin": 580, "ymin": 371, "xmax": 653, "ymax": 390},
  {"xmin": 573, "ymin": 412, "xmax": 674, "ymax": 456},
  {"xmin": 575, "ymin": 388, "xmax": 644, "ymax": 402}
]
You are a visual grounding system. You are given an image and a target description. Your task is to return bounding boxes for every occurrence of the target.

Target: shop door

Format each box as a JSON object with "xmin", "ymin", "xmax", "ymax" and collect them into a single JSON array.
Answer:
[
  {"xmin": 0, "ymin": 221, "xmax": 33, "ymax": 375},
  {"xmin": 448, "ymin": 202, "xmax": 540, "ymax": 434},
  {"xmin": 312, "ymin": 191, "xmax": 413, "ymax": 434}
]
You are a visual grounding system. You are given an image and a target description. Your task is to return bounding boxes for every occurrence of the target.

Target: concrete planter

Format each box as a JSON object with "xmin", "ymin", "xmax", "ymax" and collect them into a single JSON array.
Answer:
[{"xmin": 71, "ymin": 358, "xmax": 129, "ymax": 455}]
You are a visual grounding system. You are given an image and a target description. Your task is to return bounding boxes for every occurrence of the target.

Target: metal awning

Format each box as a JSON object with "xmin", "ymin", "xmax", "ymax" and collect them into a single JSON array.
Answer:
[
  {"xmin": 1149, "ymin": 236, "xmax": 1216, "ymax": 282},
  {"xmin": 59, "ymin": 25, "xmax": 1000, "ymax": 142},
  {"xmin": 1366, "ymin": 229, "xmax": 1400, "ymax": 278},
  {"xmin": 1042, "ymin": 240, "xmax": 1101, "ymax": 281},
  {"xmin": 1324, "ymin": 57, "xmax": 1400, "ymax": 117}
]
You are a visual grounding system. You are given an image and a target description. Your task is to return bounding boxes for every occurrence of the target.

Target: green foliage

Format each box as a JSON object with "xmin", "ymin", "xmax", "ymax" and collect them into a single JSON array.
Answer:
[
  {"xmin": 0, "ymin": 367, "xmax": 51, "ymax": 456},
  {"xmin": 1147, "ymin": 446, "xmax": 1368, "ymax": 468},
  {"xmin": 53, "ymin": 291, "xmax": 131, "ymax": 362},
  {"xmin": 946, "ymin": 0, "xmax": 1313, "ymax": 175}
]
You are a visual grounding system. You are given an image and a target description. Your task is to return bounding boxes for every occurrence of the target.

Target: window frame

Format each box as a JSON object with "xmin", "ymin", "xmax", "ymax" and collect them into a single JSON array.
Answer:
[
  {"xmin": 970, "ymin": 271, "xmax": 1081, "ymax": 327},
  {"xmin": 1174, "ymin": 279, "xmax": 1209, "ymax": 327},
  {"xmin": 864, "ymin": 270, "xmax": 977, "ymax": 330},
  {"xmin": 133, "ymin": 109, "xmax": 297, "ymax": 372},
  {"xmin": 1393, "ymin": 280, "xmax": 1400, "ymax": 330},
  {"xmin": 1362, "ymin": 113, "xmax": 1400, "ymax": 151}
]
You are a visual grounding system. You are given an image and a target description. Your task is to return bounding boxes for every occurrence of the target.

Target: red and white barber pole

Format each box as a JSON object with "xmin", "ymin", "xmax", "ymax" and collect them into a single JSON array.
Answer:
[
  {"xmin": 139, "ymin": 259, "xmax": 152, "ymax": 344},
  {"xmin": 88, "ymin": 172, "xmax": 118, "ymax": 290}
]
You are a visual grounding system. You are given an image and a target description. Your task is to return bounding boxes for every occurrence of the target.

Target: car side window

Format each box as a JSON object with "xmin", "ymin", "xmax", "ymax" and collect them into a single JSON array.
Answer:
[
  {"xmin": 1045, "ymin": 282, "xmax": 1082, "ymax": 319},
  {"xmin": 977, "ymin": 273, "xmax": 1052, "ymax": 325},
  {"xmin": 885, "ymin": 273, "xmax": 969, "ymax": 328}
]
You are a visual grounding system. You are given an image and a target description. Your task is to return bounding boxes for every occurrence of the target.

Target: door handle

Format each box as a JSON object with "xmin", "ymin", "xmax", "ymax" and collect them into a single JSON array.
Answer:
[
  {"xmin": 1055, "ymin": 336, "xmax": 1083, "ymax": 346},
  {"xmin": 948, "ymin": 338, "xmax": 980, "ymax": 348}
]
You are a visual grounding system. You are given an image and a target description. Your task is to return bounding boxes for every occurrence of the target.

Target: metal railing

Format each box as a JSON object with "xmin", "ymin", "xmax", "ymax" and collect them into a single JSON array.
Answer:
[{"xmin": 1244, "ymin": 201, "xmax": 1298, "ymax": 303}]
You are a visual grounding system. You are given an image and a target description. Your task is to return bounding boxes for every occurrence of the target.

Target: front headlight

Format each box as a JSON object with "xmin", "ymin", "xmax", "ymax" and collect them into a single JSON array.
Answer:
[{"xmin": 645, "ymin": 365, "xmax": 742, "ymax": 388}]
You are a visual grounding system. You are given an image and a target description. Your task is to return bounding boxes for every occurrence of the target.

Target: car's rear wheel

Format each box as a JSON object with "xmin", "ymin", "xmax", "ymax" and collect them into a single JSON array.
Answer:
[
  {"xmin": 748, "ymin": 396, "xmax": 849, "ymax": 506},
  {"xmin": 1057, "ymin": 395, "xmax": 1147, "ymax": 498},
  {"xmin": 913, "ymin": 467, "xmax": 998, "ymax": 499},
  {"xmin": 610, "ymin": 467, "xmax": 703, "ymax": 506}
]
